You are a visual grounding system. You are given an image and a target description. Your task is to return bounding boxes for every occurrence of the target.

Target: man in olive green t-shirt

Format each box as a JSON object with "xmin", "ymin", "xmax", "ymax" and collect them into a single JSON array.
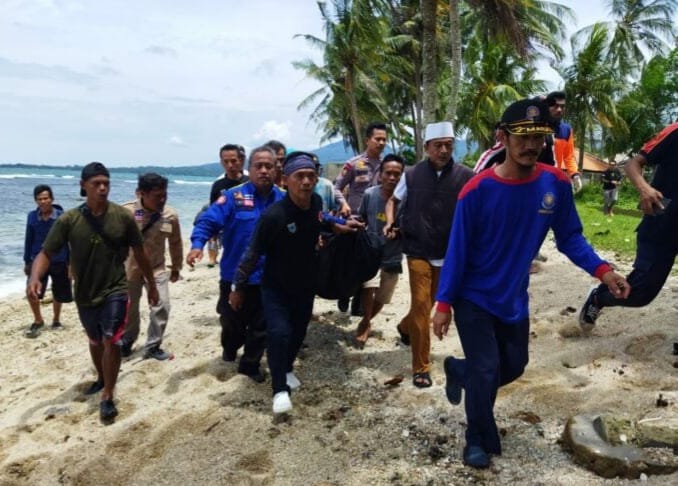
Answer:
[{"xmin": 27, "ymin": 162, "xmax": 158, "ymax": 423}]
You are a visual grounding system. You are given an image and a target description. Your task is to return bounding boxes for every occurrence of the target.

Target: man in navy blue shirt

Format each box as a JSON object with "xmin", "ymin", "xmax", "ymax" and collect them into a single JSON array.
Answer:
[
  {"xmin": 188, "ymin": 146, "xmax": 284, "ymax": 382},
  {"xmin": 432, "ymin": 99, "xmax": 629, "ymax": 469},
  {"xmin": 23, "ymin": 184, "xmax": 72, "ymax": 338}
]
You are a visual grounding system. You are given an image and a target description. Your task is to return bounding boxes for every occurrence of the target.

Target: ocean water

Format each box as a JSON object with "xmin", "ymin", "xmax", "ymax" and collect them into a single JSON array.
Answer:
[{"xmin": 0, "ymin": 166, "xmax": 214, "ymax": 298}]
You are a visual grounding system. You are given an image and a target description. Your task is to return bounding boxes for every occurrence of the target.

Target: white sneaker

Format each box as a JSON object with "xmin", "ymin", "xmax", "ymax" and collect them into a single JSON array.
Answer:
[
  {"xmin": 272, "ymin": 391, "xmax": 292, "ymax": 414},
  {"xmin": 286, "ymin": 372, "xmax": 301, "ymax": 391}
]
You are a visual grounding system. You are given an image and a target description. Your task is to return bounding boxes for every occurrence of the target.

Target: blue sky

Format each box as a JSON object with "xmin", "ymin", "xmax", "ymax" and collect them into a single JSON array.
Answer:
[{"xmin": 0, "ymin": 1, "xmax": 622, "ymax": 166}]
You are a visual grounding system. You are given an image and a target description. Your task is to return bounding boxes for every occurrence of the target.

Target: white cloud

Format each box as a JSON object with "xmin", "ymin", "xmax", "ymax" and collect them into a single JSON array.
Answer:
[
  {"xmin": 144, "ymin": 45, "xmax": 178, "ymax": 58},
  {"xmin": 0, "ymin": 1, "xmax": 616, "ymax": 166},
  {"xmin": 169, "ymin": 135, "xmax": 186, "ymax": 146},
  {"xmin": 252, "ymin": 120, "xmax": 292, "ymax": 142}
]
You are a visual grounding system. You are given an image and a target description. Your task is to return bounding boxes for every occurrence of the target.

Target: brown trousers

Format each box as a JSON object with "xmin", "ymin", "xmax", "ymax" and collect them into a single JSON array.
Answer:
[{"xmin": 398, "ymin": 257, "xmax": 440, "ymax": 374}]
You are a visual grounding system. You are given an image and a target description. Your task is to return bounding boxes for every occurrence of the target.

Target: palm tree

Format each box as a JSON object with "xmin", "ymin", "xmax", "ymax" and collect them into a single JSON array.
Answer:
[
  {"xmin": 560, "ymin": 23, "xmax": 625, "ymax": 171},
  {"xmin": 294, "ymin": 0, "xmax": 388, "ymax": 152},
  {"xmin": 456, "ymin": 41, "xmax": 546, "ymax": 149},
  {"xmin": 577, "ymin": 0, "xmax": 677, "ymax": 76},
  {"xmin": 445, "ymin": 1, "xmax": 572, "ymax": 124},
  {"xmin": 462, "ymin": 1, "xmax": 573, "ymax": 60},
  {"xmin": 604, "ymin": 46, "xmax": 678, "ymax": 155}
]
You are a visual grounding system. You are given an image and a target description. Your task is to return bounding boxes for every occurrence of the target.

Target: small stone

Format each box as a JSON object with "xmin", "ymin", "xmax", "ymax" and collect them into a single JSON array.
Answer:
[
  {"xmin": 401, "ymin": 429, "xmax": 409, "ymax": 438},
  {"xmin": 656, "ymin": 394, "xmax": 669, "ymax": 407}
]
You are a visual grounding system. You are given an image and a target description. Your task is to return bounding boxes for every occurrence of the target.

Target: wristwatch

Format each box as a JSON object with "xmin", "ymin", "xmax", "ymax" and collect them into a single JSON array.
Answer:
[{"xmin": 230, "ymin": 284, "xmax": 237, "ymax": 292}]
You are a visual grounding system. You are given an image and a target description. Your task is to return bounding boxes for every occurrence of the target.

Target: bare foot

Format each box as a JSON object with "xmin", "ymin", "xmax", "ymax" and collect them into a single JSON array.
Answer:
[{"xmin": 355, "ymin": 320, "xmax": 371, "ymax": 348}]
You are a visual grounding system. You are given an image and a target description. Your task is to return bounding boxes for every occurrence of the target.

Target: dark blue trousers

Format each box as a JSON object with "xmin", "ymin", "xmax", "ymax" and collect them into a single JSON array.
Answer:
[
  {"xmin": 596, "ymin": 237, "xmax": 677, "ymax": 308},
  {"xmin": 261, "ymin": 286, "xmax": 314, "ymax": 395},
  {"xmin": 448, "ymin": 299, "xmax": 529, "ymax": 455}
]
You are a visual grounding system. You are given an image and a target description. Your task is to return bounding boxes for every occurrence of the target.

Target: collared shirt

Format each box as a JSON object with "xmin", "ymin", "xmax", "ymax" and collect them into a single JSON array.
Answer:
[
  {"xmin": 123, "ymin": 199, "xmax": 183, "ymax": 281},
  {"xmin": 25, "ymin": 204, "xmax": 68, "ymax": 264},
  {"xmin": 191, "ymin": 181, "xmax": 285, "ymax": 284},
  {"xmin": 334, "ymin": 151, "xmax": 381, "ymax": 212}
]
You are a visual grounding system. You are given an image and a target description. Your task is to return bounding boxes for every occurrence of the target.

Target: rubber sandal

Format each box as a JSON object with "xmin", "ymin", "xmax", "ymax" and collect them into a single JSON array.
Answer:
[
  {"xmin": 413, "ymin": 372, "xmax": 432, "ymax": 388},
  {"xmin": 84, "ymin": 380, "xmax": 104, "ymax": 395},
  {"xmin": 25, "ymin": 322, "xmax": 44, "ymax": 338},
  {"xmin": 99, "ymin": 399, "xmax": 118, "ymax": 421}
]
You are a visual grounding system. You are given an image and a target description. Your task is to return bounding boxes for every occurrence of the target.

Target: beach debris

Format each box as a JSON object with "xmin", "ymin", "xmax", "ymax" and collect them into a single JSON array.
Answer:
[
  {"xmin": 513, "ymin": 410, "xmax": 542, "ymax": 424},
  {"xmin": 655, "ymin": 394, "xmax": 668, "ymax": 407},
  {"xmin": 560, "ymin": 306, "xmax": 577, "ymax": 315},
  {"xmin": 44, "ymin": 406, "xmax": 71, "ymax": 420},
  {"xmin": 384, "ymin": 374, "xmax": 404, "ymax": 387}
]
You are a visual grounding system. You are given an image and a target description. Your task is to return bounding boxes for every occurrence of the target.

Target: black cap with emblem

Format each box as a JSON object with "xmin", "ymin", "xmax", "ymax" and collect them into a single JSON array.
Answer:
[{"xmin": 499, "ymin": 98, "xmax": 554, "ymax": 136}]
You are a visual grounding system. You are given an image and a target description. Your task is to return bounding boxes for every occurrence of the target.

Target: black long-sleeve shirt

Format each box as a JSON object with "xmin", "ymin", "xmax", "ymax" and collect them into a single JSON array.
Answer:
[{"xmin": 234, "ymin": 194, "xmax": 325, "ymax": 297}]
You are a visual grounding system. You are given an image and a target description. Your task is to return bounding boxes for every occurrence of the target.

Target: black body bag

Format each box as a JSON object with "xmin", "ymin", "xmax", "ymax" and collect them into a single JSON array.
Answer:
[{"xmin": 316, "ymin": 230, "xmax": 382, "ymax": 299}]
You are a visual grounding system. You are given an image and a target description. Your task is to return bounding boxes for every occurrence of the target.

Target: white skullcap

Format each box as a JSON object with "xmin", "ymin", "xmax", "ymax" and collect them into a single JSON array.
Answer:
[{"xmin": 424, "ymin": 121, "xmax": 455, "ymax": 143}]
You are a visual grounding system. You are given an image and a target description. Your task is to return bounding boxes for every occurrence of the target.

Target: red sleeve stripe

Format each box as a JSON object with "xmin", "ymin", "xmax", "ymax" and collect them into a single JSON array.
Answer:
[{"xmin": 640, "ymin": 123, "xmax": 678, "ymax": 155}]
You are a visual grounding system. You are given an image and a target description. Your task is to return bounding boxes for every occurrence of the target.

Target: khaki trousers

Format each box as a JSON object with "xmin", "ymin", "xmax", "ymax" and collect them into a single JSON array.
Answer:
[{"xmin": 398, "ymin": 257, "xmax": 440, "ymax": 374}]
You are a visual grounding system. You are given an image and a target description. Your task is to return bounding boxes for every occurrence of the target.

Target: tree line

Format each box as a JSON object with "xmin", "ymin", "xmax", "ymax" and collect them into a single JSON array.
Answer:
[{"xmin": 295, "ymin": 0, "xmax": 677, "ymax": 167}]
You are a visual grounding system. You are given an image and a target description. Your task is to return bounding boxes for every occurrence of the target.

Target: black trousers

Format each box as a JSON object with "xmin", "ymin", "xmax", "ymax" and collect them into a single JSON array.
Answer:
[
  {"xmin": 217, "ymin": 281, "xmax": 266, "ymax": 375},
  {"xmin": 596, "ymin": 236, "xmax": 677, "ymax": 309}
]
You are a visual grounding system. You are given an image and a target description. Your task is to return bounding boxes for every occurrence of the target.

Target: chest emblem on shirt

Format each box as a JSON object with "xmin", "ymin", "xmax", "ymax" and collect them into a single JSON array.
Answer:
[
  {"xmin": 134, "ymin": 209, "xmax": 144, "ymax": 222},
  {"xmin": 287, "ymin": 222, "xmax": 297, "ymax": 233},
  {"xmin": 234, "ymin": 192, "xmax": 254, "ymax": 208},
  {"xmin": 356, "ymin": 160, "xmax": 367, "ymax": 170},
  {"xmin": 539, "ymin": 192, "xmax": 556, "ymax": 214}
]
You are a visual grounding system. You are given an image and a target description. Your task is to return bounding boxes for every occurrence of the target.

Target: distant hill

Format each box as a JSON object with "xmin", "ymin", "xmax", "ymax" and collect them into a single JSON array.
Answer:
[
  {"xmin": 0, "ymin": 139, "xmax": 476, "ymax": 175},
  {"xmin": 0, "ymin": 162, "xmax": 224, "ymax": 178},
  {"xmin": 305, "ymin": 140, "xmax": 356, "ymax": 164},
  {"xmin": 305, "ymin": 139, "xmax": 474, "ymax": 165}
]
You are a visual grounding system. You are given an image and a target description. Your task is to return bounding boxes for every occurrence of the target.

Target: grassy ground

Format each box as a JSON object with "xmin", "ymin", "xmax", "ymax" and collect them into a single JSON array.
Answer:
[{"xmin": 575, "ymin": 179, "xmax": 641, "ymax": 260}]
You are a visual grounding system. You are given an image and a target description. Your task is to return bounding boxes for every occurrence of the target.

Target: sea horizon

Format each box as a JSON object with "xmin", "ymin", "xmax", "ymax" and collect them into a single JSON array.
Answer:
[{"xmin": 0, "ymin": 165, "xmax": 216, "ymax": 299}]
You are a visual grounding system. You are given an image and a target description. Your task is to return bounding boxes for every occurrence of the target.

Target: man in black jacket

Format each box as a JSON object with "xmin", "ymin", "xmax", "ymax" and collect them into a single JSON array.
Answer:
[{"xmin": 384, "ymin": 122, "xmax": 473, "ymax": 388}]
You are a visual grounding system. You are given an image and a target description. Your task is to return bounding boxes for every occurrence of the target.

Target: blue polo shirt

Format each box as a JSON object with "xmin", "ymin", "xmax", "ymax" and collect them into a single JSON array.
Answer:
[
  {"xmin": 190, "ymin": 182, "xmax": 285, "ymax": 284},
  {"xmin": 24, "ymin": 204, "xmax": 69, "ymax": 265}
]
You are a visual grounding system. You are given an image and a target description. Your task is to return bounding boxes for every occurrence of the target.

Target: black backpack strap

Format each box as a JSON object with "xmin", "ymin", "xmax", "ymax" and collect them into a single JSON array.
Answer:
[
  {"xmin": 79, "ymin": 204, "xmax": 120, "ymax": 250},
  {"xmin": 141, "ymin": 212, "xmax": 161, "ymax": 234}
]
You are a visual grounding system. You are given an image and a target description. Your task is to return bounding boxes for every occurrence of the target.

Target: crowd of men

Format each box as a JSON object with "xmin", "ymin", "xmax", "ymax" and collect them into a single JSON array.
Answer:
[{"xmin": 24, "ymin": 92, "xmax": 677, "ymax": 468}]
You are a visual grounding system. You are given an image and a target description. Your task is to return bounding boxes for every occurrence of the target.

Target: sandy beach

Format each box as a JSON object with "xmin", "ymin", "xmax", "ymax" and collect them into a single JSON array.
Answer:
[{"xmin": 1, "ymin": 236, "xmax": 676, "ymax": 485}]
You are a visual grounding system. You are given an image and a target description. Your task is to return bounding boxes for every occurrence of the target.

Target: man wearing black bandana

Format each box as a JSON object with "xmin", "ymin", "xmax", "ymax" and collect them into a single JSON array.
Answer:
[{"xmin": 232, "ymin": 152, "xmax": 363, "ymax": 414}]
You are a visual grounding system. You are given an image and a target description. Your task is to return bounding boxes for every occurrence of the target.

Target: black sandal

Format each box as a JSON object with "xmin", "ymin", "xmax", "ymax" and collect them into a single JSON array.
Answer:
[
  {"xmin": 84, "ymin": 380, "xmax": 104, "ymax": 395},
  {"xmin": 413, "ymin": 372, "xmax": 432, "ymax": 388}
]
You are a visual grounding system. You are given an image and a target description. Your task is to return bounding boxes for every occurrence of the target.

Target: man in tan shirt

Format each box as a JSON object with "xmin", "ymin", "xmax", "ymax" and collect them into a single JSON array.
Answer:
[{"xmin": 121, "ymin": 173, "xmax": 183, "ymax": 360}]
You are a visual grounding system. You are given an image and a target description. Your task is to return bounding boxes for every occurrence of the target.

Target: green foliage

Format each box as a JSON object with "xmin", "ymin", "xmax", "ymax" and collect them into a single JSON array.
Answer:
[
  {"xmin": 576, "ymin": 201, "xmax": 639, "ymax": 258},
  {"xmin": 575, "ymin": 178, "xmax": 641, "ymax": 258},
  {"xmin": 604, "ymin": 47, "xmax": 678, "ymax": 156},
  {"xmin": 295, "ymin": 0, "xmax": 676, "ymax": 163}
]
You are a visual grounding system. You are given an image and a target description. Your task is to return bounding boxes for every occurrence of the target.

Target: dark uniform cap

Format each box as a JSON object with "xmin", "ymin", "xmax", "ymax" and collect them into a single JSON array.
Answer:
[
  {"xmin": 80, "ymin": 162, "xmax": 110, "ymax": 197},
  {"xmin": 499, "ymin": 98, "xmax": 554, "ymax": 136}
]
